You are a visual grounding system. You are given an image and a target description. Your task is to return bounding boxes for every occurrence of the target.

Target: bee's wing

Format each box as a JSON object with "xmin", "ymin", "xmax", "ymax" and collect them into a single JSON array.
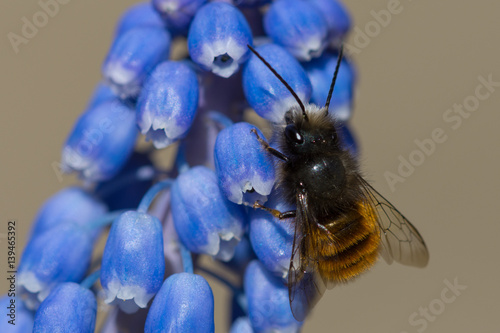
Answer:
[
  {"xmin": 288, "ymin": 193, "xmax": 327, "ymax": 322},
  {"xmin": 357, "ymin": 176, "xmax": 429, "ymax": 267}
]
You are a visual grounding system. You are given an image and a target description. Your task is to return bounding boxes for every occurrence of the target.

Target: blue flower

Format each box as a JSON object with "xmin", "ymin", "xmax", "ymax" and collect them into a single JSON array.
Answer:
[
  {"xmin": 249, "ymin": 190, "xmax": 295, "ymax": 279},
  {"xmin": 18, "ymin": 224, "xmax": 96, "ymax": 309},
  {"xmin": 101, "ymin": 211, "xmax": 165, "ymax": 313},
  {"xmin": 214, "ymin": 122, "xmax": 276, "ymax": 205},
  {"xmin": 264, "ymin": 0, "xmax": 328, "ymax": 61},
  {"xmin": 0, "ymin": 295, "xmax": 34, "ymax": 332},
  {"xmin": 137, "ymin": 60, "xmax": 199, "ymax": 149},
  {"xmin": 114, "ymin": 2, "xmax": 165, "ymax": 38},
  {"xmin": 32, "ymin": 283, "xmax": 96, "ymax": 333},
  {"xmin": 188, "ymin": 2, "xmax": 253, "ymax": 78},
  {"xmin": 29, "ymin": 186, "xmax": 107, "ymax": 239},
  {"xmin": 244, "ymin": 261, "xmax": 303, "ymax": 332},
  {"xmin": 171, "ymin": 166, "xmax": 246, "ymax": 261},
  {"xmin": 309, "ymin": 0, "xmax": 351, "ymax": 45},
  {"xmin": 145, "ymin": 273, "xmax": 214, "ymax": 333},
  {"xmin": 21, "ymin": 0, "xmax": 359, "ymax": 328},
  {"xmin": 303, "ymin": 50, "xmax": 357, "ymax": 121},
  {"xmin": 242, "ymin": 43, "xmax": 312, "ymax": 122},
  {"xmin": 61, "ymin": 98, "xmax": 138, "ymax": 182},
  {"xmin": 102, "ymin": 27, "xmax": 171, "ymax": 99},
  {"xmin": 152, "ymin": 0, "xmax": 207, "ymax": 35}
]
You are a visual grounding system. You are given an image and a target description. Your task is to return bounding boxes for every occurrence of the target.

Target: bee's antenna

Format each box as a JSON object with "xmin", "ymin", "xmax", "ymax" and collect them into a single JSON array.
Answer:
[
  {"xmin": 247, "ymin": 44, "xmax": 308, "ymax": 121},
  {"xmin": 324, "ymin": 44, "xmax": 344, "ymax": 115}
]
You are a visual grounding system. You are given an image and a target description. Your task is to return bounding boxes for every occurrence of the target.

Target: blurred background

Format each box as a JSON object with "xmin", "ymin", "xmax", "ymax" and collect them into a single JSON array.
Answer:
[{"xmin": 1, "ymin": 1, "xmax": 498, "ymax": 332}]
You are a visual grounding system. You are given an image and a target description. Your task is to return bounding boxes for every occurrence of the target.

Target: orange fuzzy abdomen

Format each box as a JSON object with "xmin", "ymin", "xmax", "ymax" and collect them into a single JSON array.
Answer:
[{"xmin": 315, "ymin": 202, "xmax": 381, "ymax": 283}]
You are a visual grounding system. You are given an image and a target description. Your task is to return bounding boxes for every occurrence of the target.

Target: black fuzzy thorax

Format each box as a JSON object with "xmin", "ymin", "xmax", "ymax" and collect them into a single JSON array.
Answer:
[{"xmin": 274, "ymin": 105, "xmax": 363, "ymax": 222}]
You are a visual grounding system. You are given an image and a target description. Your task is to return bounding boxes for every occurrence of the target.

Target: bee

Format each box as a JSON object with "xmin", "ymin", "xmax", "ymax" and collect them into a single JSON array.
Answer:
[{"xmin": 247, "ymin": 44, "xmax": 429, "ymax": 321}]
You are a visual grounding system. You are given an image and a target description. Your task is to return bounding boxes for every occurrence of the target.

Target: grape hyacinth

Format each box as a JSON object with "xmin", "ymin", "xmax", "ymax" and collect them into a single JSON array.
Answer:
[{"xmin": 16, "ymin": 0, "xmax": 358, "ymax": 331}]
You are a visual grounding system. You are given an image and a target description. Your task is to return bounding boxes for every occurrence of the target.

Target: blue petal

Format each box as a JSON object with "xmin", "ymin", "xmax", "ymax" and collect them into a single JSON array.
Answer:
[
  {"xmin": 102, "ymin": 27, "xmax": 171, "ymax": 99},
  {"xmin": 249, "ymin": 190, "xmax": 295, "ymax": 279},
  {"xmin": 101, "ymin": 211, "xmax": 165, "ymax": 313},
  {"xmin": 61, "ymin": 99, "xmax": 138, "ymax": 182},
  {"xmin": 152, "ymin": 0, "xmax": 207, "ymax": 35},
  {"xmin": 137, "ymin": 60, "xmax": 199, "ymax": 149},
  {"xmin": 188, "ymin": 2, "xmax": 253, "ymax": 78},
  {"xmin": 242, "ymin": 43, "xmax": 312, "ymax": 122},
  {"xmin": 29, "ymin": 187, "xmax": 107, "ymax": 239},
  {"xmin": 309, "ymin": 0, "xmax": 351, "ymax": 44},
  {"xmin": 171, "ymin": 166, "xmax": 246, "ymax": 261},
  {"xmin": 244, "ymin": 261, "xmax": 302, "ymax": 332},
  {"xmin": 18, "ymin": 224, "xmax": 95, "ymax": 309},
  {"xmin": 302, "ymin": 50, "xmax": 356, "ymax": 121},
  {"xmin": 0, "ymin": 295, "xmax": 34, "ymax": 332},
  {"xmin": 264, "ymin": 0, "xmax": 328, "ymax": 61},
  {"xmin": 114, "ymin": 2, "xmax": 165, "ymax": 38},
  {"xmin": 32, "ymin": 283, "xmax": 96, "ymax": 333},
  {"xmin": 214, "ymin": 122, "xmax": 275, "ymax": 204},
  {"xmin": 145, "ymin": 273, "xmax": 214, "ymax": 333}
]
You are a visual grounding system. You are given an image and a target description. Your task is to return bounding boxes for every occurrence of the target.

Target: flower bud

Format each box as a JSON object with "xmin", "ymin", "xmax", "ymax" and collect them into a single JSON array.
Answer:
[
  {"xmin": 264, "ymin": 0, "xmax": 328, "ymax": 61},
  {"xmin": 61, "ymin": 99, "xmax": 138, "ymax": 182},
  {"xmin": 32, "ymin": 283, "xmax": 96, "ymax": 333},
  {"xmin": 171, "ymin": 166, "xmax": 246, "ymax": 261},
  {"xmin": 188, "ymin": 2, "xmax": 253, "ymax": 78},
  {"xmin": 101, "ymin": 211, "xmax": 165, "ymax": 313},
  {"xmin": 137, "ymin": 61, "xmax": 199, "ymax": 149},
  {"xmin": 242, "ymin": 44, "xmax": 312, "ymax": 122},
  {"xmin": 145, "ymin": 273, "xmax": 215, "ymax": 333},
  {"xmin": 19, "ymin": 224, "xmax": 95, "ymax": 309},
  {"xmin": 245, "ymin": 261, "xmax": 302, "ymax": 332},
  {"xmin": 214, "ymin": 122, "xmax": 275, "ymax": 205},
  {"xmin": 102, "ymin": 27, "xmax": 171, "ymax": 99}
]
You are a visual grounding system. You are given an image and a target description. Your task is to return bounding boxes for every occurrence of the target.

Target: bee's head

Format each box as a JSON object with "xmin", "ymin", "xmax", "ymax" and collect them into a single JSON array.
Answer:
[
  {"xmin": 283, "ymin": 106, "xmax": 340, "ymax": 154},
  {"xmin": 246, "ymin": 43, "xmax": 345, "ymax": 150}
]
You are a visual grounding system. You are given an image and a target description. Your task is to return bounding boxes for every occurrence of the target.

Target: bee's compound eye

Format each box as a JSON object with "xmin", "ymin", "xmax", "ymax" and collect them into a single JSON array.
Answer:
[{"xmin": 285, "ymin": 124, "xmax": 304, "ymax": 144}]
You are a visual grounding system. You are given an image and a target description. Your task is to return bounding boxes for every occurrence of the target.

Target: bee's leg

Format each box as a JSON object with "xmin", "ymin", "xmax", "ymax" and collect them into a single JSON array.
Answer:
[
  {"xmin": 250, "ymin": 129, "xmax": 289, "ymax": 163},
  {"xmin": 253, "ymin": 201, "xmax": 296, "ymax": 219}
]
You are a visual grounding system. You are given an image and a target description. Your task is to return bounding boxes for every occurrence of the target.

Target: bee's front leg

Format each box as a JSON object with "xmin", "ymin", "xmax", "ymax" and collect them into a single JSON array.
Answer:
[
  {"xmin": 253, "ymin": 201, "xmax": 296, "ymax": 220},
  {"xmin": 250, "ymin": 129, "xmax": 289, "ymax": 163}
]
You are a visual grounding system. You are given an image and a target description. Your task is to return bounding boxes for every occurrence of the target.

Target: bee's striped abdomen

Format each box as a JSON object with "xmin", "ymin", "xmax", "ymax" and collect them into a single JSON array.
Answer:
[{"xmin": 316, "ymin": 202, "xmax": 381, "ymax": 283}]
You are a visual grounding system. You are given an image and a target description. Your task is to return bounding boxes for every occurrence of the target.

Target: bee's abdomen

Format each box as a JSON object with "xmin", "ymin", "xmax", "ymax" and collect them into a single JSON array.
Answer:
[{"xmin": 316, "ymin": 203, "xmax": 380, "ymax": 283}]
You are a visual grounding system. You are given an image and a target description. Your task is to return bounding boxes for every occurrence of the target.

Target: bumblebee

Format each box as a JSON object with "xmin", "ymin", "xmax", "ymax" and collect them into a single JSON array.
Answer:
[{"xmin": 248, "ymin": 45, "xmax": 429, "ymax": 321}]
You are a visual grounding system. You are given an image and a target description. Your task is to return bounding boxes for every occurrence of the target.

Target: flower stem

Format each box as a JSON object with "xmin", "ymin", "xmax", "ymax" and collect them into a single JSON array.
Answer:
[
  {"xmin": 85, "ymin": 210, "xmax": 128, "ymax": 231},
  {"xmin": 196, "ymin": 266, "xmax": 241, "ymax": 296},
  {"xmin": 81, "ymin": 270, "xmax": 100, "ymax": 289},
  {"xmin": 137, "ymin": 179, "xmax": 174, "ymax": 213},
  {"xmin": 207, "ymin": 110, "xmax": 233, "ymax": 129},
  {"xmin": 180, "ymin": 242, "xmax": 194, "ymax": 274}
]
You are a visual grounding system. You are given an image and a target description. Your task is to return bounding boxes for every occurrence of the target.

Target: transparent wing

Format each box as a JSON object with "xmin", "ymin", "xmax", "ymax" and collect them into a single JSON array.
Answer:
[
  {"xmin": 357, "ymin": 176, "xmax": 429, "ymax": 268},
  {"xmin": 288, "ymin": 193, "xmax": 327, "ymax": 322}
]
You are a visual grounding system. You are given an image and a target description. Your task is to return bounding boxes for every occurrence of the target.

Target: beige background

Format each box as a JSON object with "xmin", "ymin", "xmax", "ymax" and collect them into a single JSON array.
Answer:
[{"xmin": 1, "ymin": 0, "xmax": 499, "ymax": 332}]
